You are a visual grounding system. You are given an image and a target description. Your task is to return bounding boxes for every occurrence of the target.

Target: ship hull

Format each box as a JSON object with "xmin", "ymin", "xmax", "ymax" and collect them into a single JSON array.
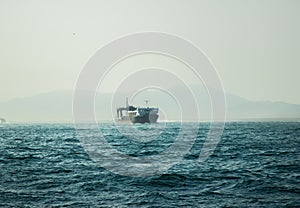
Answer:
[{"xmin": 130, "ymin": 114, "xmax": 158, "ymax": 124}]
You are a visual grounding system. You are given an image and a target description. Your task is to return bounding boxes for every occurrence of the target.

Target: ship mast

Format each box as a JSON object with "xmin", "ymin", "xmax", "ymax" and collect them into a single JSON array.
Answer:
[{"xmin": 126, "ymin": 97, "xmax": 129, "ymax": 108}]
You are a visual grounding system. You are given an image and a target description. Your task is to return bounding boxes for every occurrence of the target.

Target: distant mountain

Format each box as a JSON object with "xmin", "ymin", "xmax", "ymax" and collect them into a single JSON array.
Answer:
[
  {"xmin": 225, "ymin": 93, "xmax": 300, "ymax": 121},
  {"xmin": 0, "ymin": 90, "xmax": 299, "ymax": 123},
  {"xmin": 0, "ymin": 91, "xmax": 73, "ymax": 123}
]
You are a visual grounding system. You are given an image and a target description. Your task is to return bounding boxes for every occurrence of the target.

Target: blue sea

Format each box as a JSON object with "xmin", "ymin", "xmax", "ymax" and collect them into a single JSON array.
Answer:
[{"xmin": 0, "ymin": 122, "xmax": 299, "ymax": 207}]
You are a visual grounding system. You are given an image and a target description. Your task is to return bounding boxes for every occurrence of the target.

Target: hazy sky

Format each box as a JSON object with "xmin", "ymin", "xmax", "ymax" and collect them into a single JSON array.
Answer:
[{"xmin": 1, "ymin": 0, "xmax": 299, "ymax": 104}]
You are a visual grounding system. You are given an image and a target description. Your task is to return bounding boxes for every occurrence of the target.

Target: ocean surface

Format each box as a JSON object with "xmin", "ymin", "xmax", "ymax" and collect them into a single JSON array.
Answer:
[{"xmin": 0, "ymin": 122, "xmax": 299, "ymax": 207}]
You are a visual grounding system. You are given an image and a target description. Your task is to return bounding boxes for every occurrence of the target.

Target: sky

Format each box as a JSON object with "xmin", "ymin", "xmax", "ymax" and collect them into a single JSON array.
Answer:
[{"xmin": 0, "ymin": 0, "xmax": 299, "ymax": 104}]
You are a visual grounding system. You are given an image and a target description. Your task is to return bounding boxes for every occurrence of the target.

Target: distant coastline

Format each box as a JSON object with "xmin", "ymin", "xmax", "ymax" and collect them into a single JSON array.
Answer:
[{"xmin": 0, "ymin": 90, "xmax": 299, "ymax": 123}]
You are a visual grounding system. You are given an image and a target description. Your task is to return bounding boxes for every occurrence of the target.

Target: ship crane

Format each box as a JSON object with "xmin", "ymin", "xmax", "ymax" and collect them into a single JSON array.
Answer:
[
  {"xmin": 116, "ymin": 98, "xmax": 129, "ymax": 120},
  {"xmin": 0, "ymin": 118, "xmax": 6, "ymax": 124}
]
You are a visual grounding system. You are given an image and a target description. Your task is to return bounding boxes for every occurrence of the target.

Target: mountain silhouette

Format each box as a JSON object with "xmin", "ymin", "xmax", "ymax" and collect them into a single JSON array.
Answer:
[{"xmin": 0, "ymin": 89, "xmax": 299, "ymax": 123}]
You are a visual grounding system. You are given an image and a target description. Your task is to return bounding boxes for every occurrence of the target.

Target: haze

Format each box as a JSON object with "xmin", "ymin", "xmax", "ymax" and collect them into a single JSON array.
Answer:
[{"xmin": 0, "ymin": 0, "xmax": 299, "ymax": 105}]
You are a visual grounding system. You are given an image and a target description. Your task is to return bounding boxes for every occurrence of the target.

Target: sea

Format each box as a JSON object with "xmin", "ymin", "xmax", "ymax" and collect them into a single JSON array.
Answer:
[{"xmin": 0, "ymin": 122, "xmax": 299, "ymax": 207}]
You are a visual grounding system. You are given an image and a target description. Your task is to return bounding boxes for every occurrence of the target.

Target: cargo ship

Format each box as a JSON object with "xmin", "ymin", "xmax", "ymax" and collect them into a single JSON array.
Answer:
[{"xmin": 116, "ymin": 98, "xmax": 159, "ymax": 124}]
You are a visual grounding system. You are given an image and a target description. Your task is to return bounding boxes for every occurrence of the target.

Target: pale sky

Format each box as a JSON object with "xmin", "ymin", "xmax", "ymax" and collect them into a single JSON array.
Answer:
[{"xmin": 1, "ymin": 0, "xmax": 299, "ymax": 104}]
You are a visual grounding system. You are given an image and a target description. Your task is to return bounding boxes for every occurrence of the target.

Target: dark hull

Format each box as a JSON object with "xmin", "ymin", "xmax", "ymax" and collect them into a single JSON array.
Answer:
[{"xmin": 130, "ymin": 114, "xmax": 158, "ymax": 124}]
